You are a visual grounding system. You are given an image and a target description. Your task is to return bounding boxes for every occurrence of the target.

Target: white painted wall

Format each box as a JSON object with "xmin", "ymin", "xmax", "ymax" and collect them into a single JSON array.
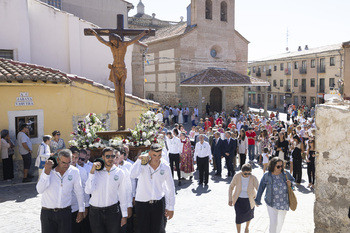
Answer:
[{"xmin": 0, "ymin": 0, "xmax": 134, "ymax": 93}]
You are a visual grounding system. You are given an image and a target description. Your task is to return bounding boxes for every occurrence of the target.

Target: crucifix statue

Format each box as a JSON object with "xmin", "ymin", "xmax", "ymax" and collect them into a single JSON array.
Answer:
[{"xmin": 84, "ymin": 14, "xmax": 155, "ymax": 131}]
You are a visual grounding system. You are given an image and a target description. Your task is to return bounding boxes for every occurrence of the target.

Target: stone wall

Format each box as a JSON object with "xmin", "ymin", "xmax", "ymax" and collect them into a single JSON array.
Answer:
[{"xmin": 314, "ymin": 102, "xmax": 350, "ymax": 233}]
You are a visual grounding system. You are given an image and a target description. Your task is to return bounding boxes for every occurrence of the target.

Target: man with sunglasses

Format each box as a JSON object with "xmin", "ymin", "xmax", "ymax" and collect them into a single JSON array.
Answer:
[
  {"xmin": 130, "ymin": 143, "xmax": 176, "ymax": 233},
  {"xmin": 78, "ymin": 149, "xmax": 91, "ymax": 174},
  {"xmin": 36, "ymin": 149, "xmax": 85, "ymax": 233},
  {"xmin": 85, "ymin": 147, "xmax": 128, "ymax": 233}
]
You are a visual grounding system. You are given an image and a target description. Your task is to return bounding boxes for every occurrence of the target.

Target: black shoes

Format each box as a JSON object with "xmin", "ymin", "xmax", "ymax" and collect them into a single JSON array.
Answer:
[
  {"xmin": 27, "ymin": 174, "xmax": 34, "ymax": 179},
  {"xmin": 22, "ymin": 178, "xmax": 32, "ymax": 183}
]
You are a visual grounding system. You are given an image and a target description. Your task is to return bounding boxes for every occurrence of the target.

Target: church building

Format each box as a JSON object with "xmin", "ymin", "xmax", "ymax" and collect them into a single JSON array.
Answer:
[{"xmin": 134, "ymin": 0, "xmax": 269, "ymax": 116}]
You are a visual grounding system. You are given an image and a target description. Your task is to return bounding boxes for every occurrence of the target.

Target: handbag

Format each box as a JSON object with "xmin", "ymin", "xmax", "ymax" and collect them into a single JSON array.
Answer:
[{"xmin": 286, "ymin": 174, "xmax": 297, "ymax": 211}]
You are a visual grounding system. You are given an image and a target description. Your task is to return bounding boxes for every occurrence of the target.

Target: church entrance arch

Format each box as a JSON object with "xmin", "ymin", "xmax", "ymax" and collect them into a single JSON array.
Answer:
[{"xmin": 210, "ymin": 87, "xmax": 222, "ymax": 113}]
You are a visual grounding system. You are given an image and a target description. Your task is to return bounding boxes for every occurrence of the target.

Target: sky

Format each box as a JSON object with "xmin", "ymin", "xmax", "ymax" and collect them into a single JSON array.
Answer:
[{"xmin": 128, "ymin": 0, "xmax": 350, "ymax": 61}]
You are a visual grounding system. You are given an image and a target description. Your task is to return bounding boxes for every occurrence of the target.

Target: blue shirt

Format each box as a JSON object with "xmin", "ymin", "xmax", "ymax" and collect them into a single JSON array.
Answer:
[{"xmin": 271, "ymin": 174, "xmax": 289, "ymax": 210}]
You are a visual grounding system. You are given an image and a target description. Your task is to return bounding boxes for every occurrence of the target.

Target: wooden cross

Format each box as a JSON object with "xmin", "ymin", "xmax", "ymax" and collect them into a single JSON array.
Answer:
[{"xmin": 84, "ymin": 14, "xmax": 155, "ymax": 131}]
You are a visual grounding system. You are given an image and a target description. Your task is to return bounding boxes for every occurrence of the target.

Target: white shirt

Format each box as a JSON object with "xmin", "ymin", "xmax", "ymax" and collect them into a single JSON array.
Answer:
[
  {"xmin": 194, "ymin": 141, "xmax": 212, "ymax": 161},
  {"xmin": 118, "ymin": 164, "xmax": 133, "ymax": 208},
  {"xmin": 194, "ymin": 108, "xmax": 198, "ymax": 116},
  {"xmin": 85, "ymin": 165, "xmax": 128, "ymax": 217},
  {"xmin": 120, "ymin": 160, "xmax": 137, "ymax": 198},
  {"xmin": 238, "ymin": 137, "xmax": 248, "ymax": 154},
  {"xmin": 83, "ymin": 161, "xmax": 93, "ymax": 174},
  {"xmin": 71, "ymin": 165, "xmax": 90, "ymax": 212},
  {"xmin": 35, "ymin": 143, "xmax": 51, "ymax": 167},
  {"xmin": 17, "ymin": 131, "xmax": 32, "ymax": 155},
  {"xmin": 239, "ymin": 176, "xmax": 250, "ymax": 198},
  {"xmin": 1, "ymin": 138, "xmax": 10, "ymax": 159},
  {"xmin": 166, "ymin": 137, "xmax": 182, "ymax": 154},
  {"xmin": 130, "ymin": 159, "xmax": 175, "ymax": 211},
  {"xmin": 36, "ymin": 165, "xmax": 85, "ymax": 212}
]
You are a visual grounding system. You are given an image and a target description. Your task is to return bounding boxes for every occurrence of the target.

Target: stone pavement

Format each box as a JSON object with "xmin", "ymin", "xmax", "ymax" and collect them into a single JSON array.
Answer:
[{"xmin": 0, "ymin": 162, "xmax": 314, "ymax": 233}]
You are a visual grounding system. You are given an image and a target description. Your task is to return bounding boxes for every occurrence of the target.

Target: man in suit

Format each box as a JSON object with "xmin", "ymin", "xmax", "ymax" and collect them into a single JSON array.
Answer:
[
  {"xmin": 211, "ymin": 132, "xmax": 224, "ymax": 176},
  {"xmin": 223, "ymin": 131, "xmax": 238, "ymax": 177}
]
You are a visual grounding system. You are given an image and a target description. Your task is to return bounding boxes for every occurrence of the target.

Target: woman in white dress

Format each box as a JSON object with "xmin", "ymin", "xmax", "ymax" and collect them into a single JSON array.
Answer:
[{"xmin": 178, "ymin": 108, "xmax": 184, "ymax": 124}]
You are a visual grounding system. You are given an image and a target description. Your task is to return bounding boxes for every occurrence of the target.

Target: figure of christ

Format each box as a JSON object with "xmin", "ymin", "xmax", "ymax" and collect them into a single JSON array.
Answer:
[{"xmin": 89, "ymin": 28, "xmax": 149, "ymax": 117}]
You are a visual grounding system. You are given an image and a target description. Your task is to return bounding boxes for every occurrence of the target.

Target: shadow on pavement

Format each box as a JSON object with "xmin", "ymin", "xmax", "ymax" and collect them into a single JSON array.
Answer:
[
  {"xmin": 191, "ymin": 184, "xmax": 211, "ymax": 196},
  {"xmin": 0, "ymin": 183, "xmax": 38, "ymax": 203},
  {"xmin": 296, "ymin": 184, "xmax": 314, "ymax": 194}
]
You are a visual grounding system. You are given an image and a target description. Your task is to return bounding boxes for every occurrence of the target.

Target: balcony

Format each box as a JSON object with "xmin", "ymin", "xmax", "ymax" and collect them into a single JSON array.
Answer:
[
  {"xmin": 256, "ymin": 71, "xmax": 261, "ymax": 77},
  {"xmin": 319, "ymin": 87, "xmax": 325, "ymax": 93},
  {"xmin": 300, "ymin": 85, "xmax": 307, "ymax": 93},
  {"xmin": 284, "ymin": 68, "xmax": 291, "ymax": 75},
  {"xmin": 266, "ymin": 69, "xmax": 272, "ymax": 76},
  {"xmin": 299, "ymin": 68, "xmax": 307, "ymax": 74},
  {"xmin": 284, "ymin": 86, "xmax": 291, "ymax": 92},
  {"xmin": 317, "ymin": 65, "xmax": 326, "ymax": 73},
  {"xmin": 256, "ymin": 86, "xmax": 261, "ymax": 91},
  {"xmin": 267, "ymin": 86, "xmax": 271, "ymax": 91}
]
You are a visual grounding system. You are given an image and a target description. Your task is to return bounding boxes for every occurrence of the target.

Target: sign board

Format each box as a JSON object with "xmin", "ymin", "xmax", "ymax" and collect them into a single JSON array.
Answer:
[
  {"xmin": 15, "ymin": 92, "xmax": 34, "ymax": 106},
  {"xmin": 248, "ymin": 91, "xmax": 256, "ymax": 94}
]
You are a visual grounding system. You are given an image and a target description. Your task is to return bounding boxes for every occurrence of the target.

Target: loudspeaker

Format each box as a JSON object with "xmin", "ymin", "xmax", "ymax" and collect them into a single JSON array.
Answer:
[
  {"xmin": 48, "ymin": 156, "xmax": 58, "ymax": 169},
  {"xmin": 94, "ymin": 158, "xmax": 105, "ymax": 171}
]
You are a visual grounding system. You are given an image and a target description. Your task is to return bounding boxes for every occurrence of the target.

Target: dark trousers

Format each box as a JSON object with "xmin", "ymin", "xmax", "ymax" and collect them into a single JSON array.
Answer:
[
  {"xmin": 173, "ymin": 115, "xmax": 178, "ymax": 123},
  {"xmin": 184, "ymin": 115, "xmax": 188, "ymax": 123},
  {"xmin": 89, "ymin": 204, "xmax": 121, "ymax": 233},
  {"xmin": 2, "ymin": 155, "xmax": 14, "ymax": 180},
  {"xmin": 163, "ymin": 117, "xmax": 169, "ymax": 126},
  {"xmin": 72, "ymin": 210, "xmax": 91, "ymax": 233},
  {"xmin": 41, "ymin": 207, "xmax": 72, "ymax": 233},
  {"xmin": 293, "ymin": 158, "xmax": 302, "ymax": 184},
  {"xmin": 307, "ymin": 160, "xmax": 315, "ymax": 184},
  {"xmin": 239, "ymin": 154, "xmax": 246, "ymax": 169},
  {"xmin": 197, "ymin": 156, "xmax": 209, "ymax": 184},
  {"xmin": 169, "ymin": 153, "xmax": 180, "ymax": 180},
  {"xmin": 214, "ymin": 155, "xmax": 222, "ymax": 175},
  {"xmin": 135, "ymin": 198, "xmax": 165, "ymax": 233},
  {"xmin": 225, "ymin": 154, "xmax": 235, "ymax": 175}
]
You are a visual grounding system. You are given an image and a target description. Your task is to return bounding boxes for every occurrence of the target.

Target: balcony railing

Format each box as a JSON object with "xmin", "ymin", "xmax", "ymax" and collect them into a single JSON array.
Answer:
[
  {"xmin": 284, "ymin": 68, "xmax": 291, "ymax": 75},
  {"xmin": 284, "ymin": 86, "xmax": 291, "ymax": 92},
  {"xmin": 300, "ymin": 85, "xmax": 307, "ymax": 92},
  {"xmin": 299, "ymin": 68, "xmax": 307, "ymax": 74},
  {"xmin": 319, "ymin": 87, "xmax": 325, "ymax": 93},
  {"xmin": 267, "ymin": 86, "xmax": 271, "ymax": 91},
  {"xmin": 256, "ymin": 71, "xmax": 261, "ymax": 77},
  {"xmin": 317, "ymin": 66, "xmax": 326, "ymax": 73},
  {"xmin": 266, "ymin": 70, "xmax": 272, "ymax": 76}
]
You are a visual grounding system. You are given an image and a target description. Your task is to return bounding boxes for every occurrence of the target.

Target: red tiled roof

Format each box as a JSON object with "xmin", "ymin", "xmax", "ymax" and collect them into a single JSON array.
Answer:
[
  {"xmin": 180, "ymin": 67, "xmax": 269, "ymax": 87},
  {"xmin": 0, "ymin": 58, "xmax": 160, "ymax": 106}
]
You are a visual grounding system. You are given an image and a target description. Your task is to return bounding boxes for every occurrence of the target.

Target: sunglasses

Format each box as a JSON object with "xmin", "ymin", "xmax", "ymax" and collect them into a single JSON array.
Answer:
[
  {"xmin": 243, "ymin": 173, "xmax": 251, "ymax": 176},
  {"xmin": 78, "ymin": 157, "xmax": 85, "ymax": 161},
  {"xmin": 105, "ymin": 155, "xmax": 116, "ymax": 159},
  {"xmin": 56, "ymin": 134, "xmax": 61, "ymax": 136},
  {"xmin": 276, "ymin": 165, "xmax": 283, "ymax": 169}
]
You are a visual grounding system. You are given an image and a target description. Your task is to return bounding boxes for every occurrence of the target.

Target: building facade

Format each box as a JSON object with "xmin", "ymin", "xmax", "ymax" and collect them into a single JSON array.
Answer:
[
  {"xmin": 0, "ymin": 0, "xmax": 139, "ymax": 94},
  {"xmin": 41, "ymin": 0, "xmax": 133, "ymax": 28},
  {"xmin": 0, "ymin": 58, "xmax": 159, "ymax": 179},
  {"xmin": 248, "ymin": 44, "xmax": 344, "ymax": 109},
  {"xmin": 134, "ymin": 0, "xmax": 255, "ymax": 115}
]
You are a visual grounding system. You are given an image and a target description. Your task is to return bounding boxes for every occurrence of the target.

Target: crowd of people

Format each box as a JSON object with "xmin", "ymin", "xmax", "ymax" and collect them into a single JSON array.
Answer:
[{"xmin": 0, "ymin": 102, "xmax": 317, "ymax": 233}]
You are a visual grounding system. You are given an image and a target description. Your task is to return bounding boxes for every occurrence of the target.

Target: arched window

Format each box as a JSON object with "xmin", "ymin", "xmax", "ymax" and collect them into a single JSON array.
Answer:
[
  {"xmin": 221, "ymin": 1, "xmax": 227, "ymax": 22},
  {"xmin": 205, "ymin": 0, "xmax": 212, "ymax": 20}
]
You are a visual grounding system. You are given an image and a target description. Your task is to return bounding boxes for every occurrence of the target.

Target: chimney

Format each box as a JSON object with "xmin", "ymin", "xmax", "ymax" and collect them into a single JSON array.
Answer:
[
  {"xmin": 305, "ymin": 45, "xmax": 309, "ymax": 50},
  {"xmin": 298, "ymin": 46, "xmax": 302, "ymax": 51}
]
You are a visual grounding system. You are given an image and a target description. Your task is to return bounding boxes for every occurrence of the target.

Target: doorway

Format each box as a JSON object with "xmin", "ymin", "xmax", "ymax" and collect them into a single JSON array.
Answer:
[{"xmin": 210, "ymin": 87, "xmax": 222, "ymax": 112}]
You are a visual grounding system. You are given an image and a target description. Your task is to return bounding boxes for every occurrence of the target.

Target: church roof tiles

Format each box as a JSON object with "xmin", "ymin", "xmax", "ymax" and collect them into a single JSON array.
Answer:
[{"xmin": 180, "ymin": 67, "xmax": 269, "ymax": 87}]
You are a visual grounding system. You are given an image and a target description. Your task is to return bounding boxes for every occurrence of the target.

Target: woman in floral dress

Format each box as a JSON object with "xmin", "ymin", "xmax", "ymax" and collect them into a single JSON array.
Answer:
[
  {"xmin": 50, "ymin": 130, "xmax": 66, "ymax": 155},
  {"xmin": 180, "ymin": 132, "xmax": 194, "ymax": 180}
]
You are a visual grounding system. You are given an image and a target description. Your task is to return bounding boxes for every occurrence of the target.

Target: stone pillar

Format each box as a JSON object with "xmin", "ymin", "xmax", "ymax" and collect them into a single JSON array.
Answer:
[
  {"xmin": 244, "ymin": 87, "xmax": 248, "ymax": 113},
  {"xmin": 198, "ymin": 87, "xmax": 203, "ymax": 118},
  {"xmin": 314, "ymin": 101, "xmax": 350, "ymax": 233},
  {"xmin": 264, "ymin": 86, "xmax": 268, "ymax": 117},
  {"xmin": 222, "ymin": 86, "xmax": 227, "ymax": 112}
]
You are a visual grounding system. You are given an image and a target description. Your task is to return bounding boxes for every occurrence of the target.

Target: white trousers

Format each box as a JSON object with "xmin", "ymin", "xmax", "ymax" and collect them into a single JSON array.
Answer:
[{"xmin": 267, "ymin": 205, "xmax": 287, "ymax": 233}]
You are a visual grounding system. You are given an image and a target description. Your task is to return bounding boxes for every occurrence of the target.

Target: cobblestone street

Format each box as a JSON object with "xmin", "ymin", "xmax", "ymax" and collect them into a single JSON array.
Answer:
[{"xmin": 0, "ymin": 162, "xmax": 314, "ymax": 233}]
